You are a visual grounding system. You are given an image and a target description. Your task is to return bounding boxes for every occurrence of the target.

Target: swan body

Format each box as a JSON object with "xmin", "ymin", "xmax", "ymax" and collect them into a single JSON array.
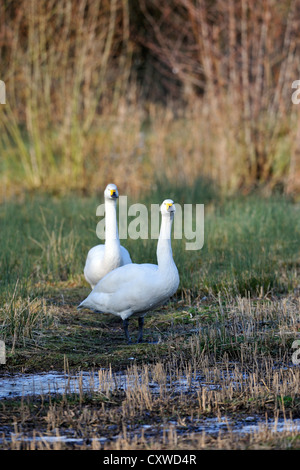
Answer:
[
  {"xmin": 78, "ymin": 199, "xmax": 180, "ymax": 343},
  {"xmin": 84, "ymin": 183, "xmax": 132, "ymax": 289}
]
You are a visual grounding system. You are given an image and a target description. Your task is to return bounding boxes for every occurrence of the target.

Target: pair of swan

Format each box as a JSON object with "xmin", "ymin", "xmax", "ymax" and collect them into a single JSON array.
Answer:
[
  {"xmin": 84, "ymin": 184, "xmax": 132, "ymax": 289},
  {"xmin": 78, "ymin": 184, "xmax": 179, "ymax": 343}
]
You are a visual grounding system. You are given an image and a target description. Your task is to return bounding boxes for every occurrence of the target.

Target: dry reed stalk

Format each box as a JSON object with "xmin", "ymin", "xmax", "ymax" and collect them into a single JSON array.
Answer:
[
  {"xmin": 1, "ymin": 0, "xmax": 300, "ymax": 196},
  {"xmin": 138, "ymin": 0, "xmax": 300, "ymax": 192}
]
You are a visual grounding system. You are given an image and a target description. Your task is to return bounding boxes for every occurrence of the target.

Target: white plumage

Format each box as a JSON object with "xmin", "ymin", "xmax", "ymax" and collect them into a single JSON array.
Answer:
[
  {"xmin": 78, "ymin": 199, "xmax": 180, "ymax": 343},
  {"xmin": 84, "ymin": 183, "xmax": 132, "ymax": 289}
]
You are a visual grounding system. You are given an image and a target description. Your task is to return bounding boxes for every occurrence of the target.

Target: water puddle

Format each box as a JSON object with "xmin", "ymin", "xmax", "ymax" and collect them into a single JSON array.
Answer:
[
  {"xmin": 1, "ymin": 369, "xmax": 299, "ymax": 446},
  {"xmin": 0, "ymin": 369, "xmax": 220, "ymax": 400},
  {"xmin": 2, "ymin": 415, "xmax": 300, "ymax": 448},
  {"xmin": 4, "ymin": 432, "xmax": 109, "ymax": 446},
  {"xmin": 168, "ymin": 415, "xmax": 300, "ymax": 435},
  {"xmin": 0, "ymin": 371, "xmax": 102, "ymax": 400}
]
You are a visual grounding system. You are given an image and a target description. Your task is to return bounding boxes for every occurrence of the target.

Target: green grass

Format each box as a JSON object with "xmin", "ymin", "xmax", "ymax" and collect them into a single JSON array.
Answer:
[
  {"xmin": 130, "ymin": 185, "xmax": 300, "ymax": 297},
  {"xmin": 195, "ymin": 194, "xmax": 300, "ymax": 296},
  {"xmin": 0, "ymin": 186, "xmax": 299, "ymax": 356},
  {"xmin": 0, "ymin": 188, "xmax": 298, "ymax": 296}
]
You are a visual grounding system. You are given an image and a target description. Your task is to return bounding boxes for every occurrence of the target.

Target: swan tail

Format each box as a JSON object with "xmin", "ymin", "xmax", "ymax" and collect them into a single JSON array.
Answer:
[
  {"xmin": 77, "ymin": 300, "xmax": 86, "ymax": 310},
  {"xmin": 77, "ymin": 296, "xmax": 105, "ymax": 314},
  {"xmin": 77, "ymin": 297, "xmax": 93, "ymax": 311}
]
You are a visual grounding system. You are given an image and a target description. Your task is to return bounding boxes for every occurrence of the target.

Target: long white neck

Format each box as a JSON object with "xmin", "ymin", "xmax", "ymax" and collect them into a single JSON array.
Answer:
[
  {"xmin": 104, "ymin": 198, "xmax": 120, "ymax": 255},
  {"xmin": 156, "ymin": 213, "xmax": 176, "ymax": 274}
]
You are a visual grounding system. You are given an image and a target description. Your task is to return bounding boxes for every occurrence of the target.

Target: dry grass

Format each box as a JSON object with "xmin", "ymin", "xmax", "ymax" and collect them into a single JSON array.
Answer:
[
  {"xmin": 1, "ymin": 0, "xmax": 300, "ymax": 200},
  {"xmin": 0, "ymin": 2, "xmax": 299, "ymax": 449},
  {"xmin": 1, "ymin": 353, "xmax": 300, "ymax": 449},
  {"xmin": 0, "ymin": 294, "xmax": 300, "ymax": 450}
]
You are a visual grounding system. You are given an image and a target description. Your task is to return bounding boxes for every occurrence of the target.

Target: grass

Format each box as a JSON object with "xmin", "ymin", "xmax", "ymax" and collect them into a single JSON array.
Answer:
[
  {"xmin": 1, "ymin": 294, "xmax": 300, "ymax": 450},
  {"xmin": 0, "ymin": 187, "xmax": 299, "ymax": 449},
  {"xmin": 0, "ymin": 187, "xmax": 299, "ymax": 354},
  {"xmin": 1, "ymin": 0, "xmax": 299, "ymax": 451}
]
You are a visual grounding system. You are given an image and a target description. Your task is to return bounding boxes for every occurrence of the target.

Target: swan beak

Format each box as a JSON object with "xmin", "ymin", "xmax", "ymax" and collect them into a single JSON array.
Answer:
[
  {"xmin": 166, "ymin": 202, "xmax": 173, "ymax": 210},
  {"xmin": 110, "ymin": 190, "xmax": 117, "ymax": 198}
]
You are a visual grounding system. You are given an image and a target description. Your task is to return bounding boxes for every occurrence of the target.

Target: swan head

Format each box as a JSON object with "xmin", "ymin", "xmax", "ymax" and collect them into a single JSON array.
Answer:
[
  {"xmin": 161, "ymin": 199, "xmax": 175, "ymax": 218},
  {"xmin": 104, "ymin": 183, "xmax": 119, "ymax": 200}
]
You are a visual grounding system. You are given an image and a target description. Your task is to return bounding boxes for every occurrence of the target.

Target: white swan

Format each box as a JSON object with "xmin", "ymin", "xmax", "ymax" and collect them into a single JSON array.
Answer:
[
  {"xmin": 78, "ymin": 199, "xmax": 180, "ymax": 343},
  {"xmin": 84, "ymin": 183, "xmax": 132, "ymax": 289}
]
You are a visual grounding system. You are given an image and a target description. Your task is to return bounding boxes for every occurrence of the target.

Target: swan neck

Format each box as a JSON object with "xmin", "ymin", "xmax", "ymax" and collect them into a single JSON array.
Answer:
[
  {"xmin": 157, "ymin": 214, "xmax": 174, "ymax": 268},
  {"xmin": 104, "ymin": 199, "xmax": 120, "ymax": 245}
]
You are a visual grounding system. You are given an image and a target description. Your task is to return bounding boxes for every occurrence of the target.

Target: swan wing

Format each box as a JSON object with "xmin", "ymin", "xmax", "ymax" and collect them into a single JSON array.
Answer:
[
  {"xmin": 79, "ymin": 263, "xmax": 163, "ymax": 317},
  {"xmin": 120, "ymin": 245, "xmax": 132, "ymax": 265},
  {"xmin": 84, "ymin": 244, "xmax": 105, "ymax": 287},
  {"xmin": 92, "ymin": 263, "xmax": 158, "ymax": 294}
]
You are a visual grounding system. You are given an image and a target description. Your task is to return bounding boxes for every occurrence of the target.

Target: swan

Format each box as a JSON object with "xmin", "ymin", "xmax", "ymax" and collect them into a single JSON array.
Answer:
[
  {"xmin": 78, "ymin": 199, "xmax": 180, "ymax": 343},
  {"xmin": 84, "ymin": 183, "xmax": 132, "ymax": 289}
]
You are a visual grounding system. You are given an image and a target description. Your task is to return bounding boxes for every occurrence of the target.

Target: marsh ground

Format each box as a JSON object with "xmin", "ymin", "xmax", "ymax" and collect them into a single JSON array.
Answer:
[{"xmin": 0, "ymin": 191, "xmax": 299, "ymax": 450}]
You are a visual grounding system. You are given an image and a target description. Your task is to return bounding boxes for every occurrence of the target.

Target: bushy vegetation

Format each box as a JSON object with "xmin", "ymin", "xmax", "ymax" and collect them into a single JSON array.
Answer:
[{"xmin": 1, "ymin": 0, "xmax": 300, "ymax": 199}]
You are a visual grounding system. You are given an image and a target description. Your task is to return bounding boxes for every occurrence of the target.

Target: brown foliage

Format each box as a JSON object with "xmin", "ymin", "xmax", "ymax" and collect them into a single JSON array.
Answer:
[{"xmin": 1, "ymin": 0, "xmax": 300, "ymax": 195}]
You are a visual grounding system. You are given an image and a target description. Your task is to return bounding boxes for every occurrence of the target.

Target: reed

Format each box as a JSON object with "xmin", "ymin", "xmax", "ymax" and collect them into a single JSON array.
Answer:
[
  {"xmin": 1, "ymin": 0, "xmax": 300, "ymax": 199},
  {"xmin": 1, "ymin": 341, "xmax": 300, "ymax": 449},
  {"xmin": 0, "ymin": 280, "xmax": 54, "ymax": 352}
]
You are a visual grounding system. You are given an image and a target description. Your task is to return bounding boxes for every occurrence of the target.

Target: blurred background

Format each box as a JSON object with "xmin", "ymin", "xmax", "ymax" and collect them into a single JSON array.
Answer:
[
  {"xmin": 1, "ymin": 0, "xmax": 300, "ymax": 201},
  {"xmin": 0, "ymin": 0, "xmax": 299, "ymax": 303}
]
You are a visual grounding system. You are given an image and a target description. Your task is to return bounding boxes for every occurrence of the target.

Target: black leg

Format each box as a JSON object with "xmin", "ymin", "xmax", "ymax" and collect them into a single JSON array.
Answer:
[
  {"xmin": 137, "ymin": 316, "xmax": 144, "ymax": 343},
  {"xmin": 123, "ymin": 318, "xmax": 132, "ymax": 344}
]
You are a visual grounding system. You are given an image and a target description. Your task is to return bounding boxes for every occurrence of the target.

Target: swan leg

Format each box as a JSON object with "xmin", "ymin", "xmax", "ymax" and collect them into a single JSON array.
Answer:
[
  {"xmin": 137, "ymin": 316, "xmax": 144, "ymax": 343},
  {"xmin": 123, "ymin": 319, "xmax": 132, "ymax": 344}
]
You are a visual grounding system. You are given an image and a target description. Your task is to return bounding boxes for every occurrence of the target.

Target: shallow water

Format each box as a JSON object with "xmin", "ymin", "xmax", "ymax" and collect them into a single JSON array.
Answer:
[
  {"xmin": 1, "ymin": 369, "xmax": 300, "ymax": 445},
  {"xmin": 0, "ymin": 369, "xmax": 221, "ymax": 400},
  {"xmin": 3, "ymin": 415, "xmax": 300, "ymax": 447},
  {"xmin": 0, "ymin": 371, "xmax": 101, "ymax": 400}
]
